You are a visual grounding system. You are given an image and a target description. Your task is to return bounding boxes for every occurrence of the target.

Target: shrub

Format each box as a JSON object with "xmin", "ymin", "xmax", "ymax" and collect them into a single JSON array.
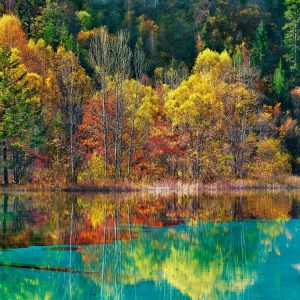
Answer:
[{"xmin": 249, "ymin": 138, "xmax": 291, "ymax": 182}]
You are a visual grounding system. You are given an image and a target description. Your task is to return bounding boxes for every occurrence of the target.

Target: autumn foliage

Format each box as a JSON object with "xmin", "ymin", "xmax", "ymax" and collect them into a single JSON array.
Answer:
[{"xmin": 0, "ymin": 13, "xmax": 297, "ymax": 188}]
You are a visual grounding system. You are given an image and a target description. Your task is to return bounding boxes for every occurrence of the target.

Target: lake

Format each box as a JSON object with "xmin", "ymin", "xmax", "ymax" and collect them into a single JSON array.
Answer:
[{"xmin": 0, "ymin": 190, "xmax": 300, "ymax": 299}]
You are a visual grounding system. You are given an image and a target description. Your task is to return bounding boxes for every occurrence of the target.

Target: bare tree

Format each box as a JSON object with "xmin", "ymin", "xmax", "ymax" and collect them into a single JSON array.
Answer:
[
  {"xmin": 112, "ymin": 31, "xmax": 132, "ymax": 178},
  {"xmin": 89, "ymin": 28, "xmax": 113, "ymax": 177},
  {"xmin": 127, "ymin": 45, "xmax": 147, "ymax": 176},
  {"xmin": 89, "ymin": 29, "xmax": 131, "ymax": 178},
  {"xmin": 233, "ymin": 46, "xmax": 260, "ymax": 89},
  {"xmin": 55, "ymin": 49, "xmax": 90, "ymax": 185}
]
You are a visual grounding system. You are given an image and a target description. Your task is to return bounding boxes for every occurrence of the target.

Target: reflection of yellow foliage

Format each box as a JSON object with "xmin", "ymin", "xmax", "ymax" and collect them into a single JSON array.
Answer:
[
  {"xmin": 2, "ymin": 191, "xmax": 297, "ymax": 299},
  {"xmin": 163, "ymin": 248, "xmax": 223, "ymax": 299},
  {"xmin": 258, "ymin": 221, "xmax": 285, "ymax": 239},
  {"xmin": 130, "ymin": 245, "xmax": 160, "ymax": 283},
  {"xmin": 161, "ymin": 246, "xmax": 256, "ymax": 299},
  {"xmin": 78, "ymin": 194, "xmax": 119, "ymax": 228},
  {"xmin": 216, "ymin": 270, "xmax": 256, "ymax": 293}
]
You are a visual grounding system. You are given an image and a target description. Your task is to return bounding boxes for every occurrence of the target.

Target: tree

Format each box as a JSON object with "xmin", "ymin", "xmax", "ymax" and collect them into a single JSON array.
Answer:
[
  {"xmin": 164, "ymin": 48, "xmax": 271, "ymax": 181},
  {"xmin": 272, "ymin": 59, "xmax": 286, "ymax": 99},
  {"xmin": 123, "ymin": 79, "xmax": 158, "ymax": 177},
  {"xmin": 290, "ymin": 86, "xmax": 300, "ymax": 118},
  {"xmin": 233, "ymin": 44, "xmax": 260, "ymax": 89},
  {"xmin": 0, "ymin": 48, "xmax": 44, "ymax": 185},
  {"xmin": 251, "ymin": 20, "xmax": 268, "ymax": 71},
  {"xmin": 154, "ymin": 59, "xmax": 188, "ymax": 89},
  {"xmin": 15, "ymin": 0, "xmax": 45, "ymax": 33},
  {"xmin": 138, "ymin": 15, "xmax": 158, "ymax": 59},
  {"xmin": 0, "ymin": 14, "xmax": 27, "ymax": 51},
  {"xmin": 76, "ymin": 10, "xmax": 93, "ymax": 31},
  {"xmin": 111, "ymin": 31, "xmax": 132, "ymax": 178},
  {"xmin": 32, "ymin": 1, "xmax": 72, "ymax": 48},
  {"xmin": 54, "ymin": 47, "xmax": 91, "ymax": 185},
  {"xmin": 79, "ymin": 79, "xmax": 159, "ymax": 180},
  {"xmin": 2, "ymin": 0, "xmax": 16, "ymax": 12},
  {"xmin": 126, "ymin": 45, "xmax": 148, "ymax": 176},
  {"xmin": 165, "ymin": 72, "xmax": 223, "ymax": 179},
  {"xmin": 249, "ymin": 138, "xmax": 291, "ymax": 182},
  {"xmin": 89, "ymin": 28, "xmax": 114, "ymax": 178},
  {"xmin": 283, "ymin": 0, "xmax": 300, "ymax": 75},
  {"xmin": 193, "ymin": 48, "xmax": 232, "ymax": 81},
  {"xmin": 89, "ymin": 28, "xmax": 131, "ymax": 178},
  {"xmin": 220, "ymin": 82, "xmax": 257, "ymax": 178}
]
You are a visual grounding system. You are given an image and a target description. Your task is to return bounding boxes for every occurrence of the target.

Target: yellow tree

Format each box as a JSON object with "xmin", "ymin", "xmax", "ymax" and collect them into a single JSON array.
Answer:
[
  {"xmin": 123, "ymin": 79, "xmax": 159, "ymax": 176},
  {"xmin": 0, "ymin": 14, "xmax": 27, "ymax": 50},
  {"xmin": 249, "ymin": 138, "xmax": 291, "ymax": 182},
  {"xmin": 194, "ymin": 49, "xmax": 260, "ymax": 179},
  {"xmin": 165, "ymin": 73, "xmax": 223, "ymax": 178},
  {"xmin": 218, "ymin": 82, "xmax": 257, "ymax": 178},
  {"xmin": 193, "ymin": 48, "xmax": 233, "ymax": 81}
]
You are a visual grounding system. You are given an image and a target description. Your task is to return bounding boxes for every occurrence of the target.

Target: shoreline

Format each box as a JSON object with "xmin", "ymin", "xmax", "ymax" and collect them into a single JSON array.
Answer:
[{"xmin": 0, "ymin": 177, "xmax": 300, "ymax": 193}]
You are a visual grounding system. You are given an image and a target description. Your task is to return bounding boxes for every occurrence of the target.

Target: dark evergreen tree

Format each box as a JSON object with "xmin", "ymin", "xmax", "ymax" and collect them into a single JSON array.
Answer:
[
  {"xmin": 272, "ymin": 59, "xmax": 286, "ymax": 99},
  {"xmin": 283, "ymin": 0, "xmax": 300, "ymax": 77},
  {"xmin": 251, "ymin": 20, "xmax": 268, "ymax": 71}
]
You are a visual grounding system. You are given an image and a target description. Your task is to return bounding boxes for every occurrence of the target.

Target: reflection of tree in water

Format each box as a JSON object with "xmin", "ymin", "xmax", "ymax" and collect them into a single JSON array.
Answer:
[
  {"xmin": 0, "ymin": 194, "xmax": 33, "ymax": 248},
  {"xmin": 0, "ymin": 190, "xmax": 297, "ymax": 248},
  {"xmin": 76, "ymin": 217, "xmax": 290, "ymax": 300},
  {"xmin": 289, "ymin": 197, "xmax": 300, "ymax": 218},
  {"xmin": 231, "ymin": 197, "xmax": 246, "ymax": 219},
  {"xmin": 76, "ymin": 199, "xmax": 291, "ymax": 300},
  {"xmin": 0, "ymin": 191, "xmax": 299, "ymax": 299},
  {"xmin": 11, "ymin": 196, "xmax": 27, "ymax": 232}
]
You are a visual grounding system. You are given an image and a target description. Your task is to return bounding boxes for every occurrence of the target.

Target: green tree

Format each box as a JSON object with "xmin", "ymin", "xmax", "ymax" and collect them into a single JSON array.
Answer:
[
  {"xmin": 283, "ymin": 0, "xmax": 300, "ymax": 75},
  {"xmin": 0, "ymin": 48, "xmax": 44, "ymax": 185},
  {"xmin": 32, "ymin": 1, "xmax": 70, "ymax": 48},
  {"xmin": 251, "ymin": 20, "xmax": 268, "ymax": 70},
  {"xmin": 43, "ymin": 21, "xmax": 56, "ymax": 44},
  {"xmin": 76, "ymin": 10, "xmax": 94, "ymax": 31},
  {"xmin": 272, "ymin": 59, "xmax": 287, "ymax": 99},
  {"xmin": 15, "ymin": 0, "xmax": 46, "ymax": 33}
]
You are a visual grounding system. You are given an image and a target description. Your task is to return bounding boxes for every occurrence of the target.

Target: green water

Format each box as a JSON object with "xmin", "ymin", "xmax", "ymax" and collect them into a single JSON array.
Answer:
[{"xmin": 0, "ymin": 191, "xmax": 300, "ymax": 299}]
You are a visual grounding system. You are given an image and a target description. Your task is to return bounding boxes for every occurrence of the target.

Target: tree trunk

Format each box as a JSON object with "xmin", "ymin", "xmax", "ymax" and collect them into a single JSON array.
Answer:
[
  {"xmin": 114, "ymin": 80, "xmax": 123, "ymax": 179},
  {"xmin": 3, "ymin": 146, "xmax": 8, "ymax": 186},
  {"xmin": 127, "ymin": 119, "xmax": 135, "ymax": 176},
  {"xmin": 102, "ymin": 84, "xmax": 109, "ymax": 178},
  {"xmin": 13, "ymin": 150, "xmax": 20, "ymax": 184},
  {"xmin": 69, "ymin": 105, "xmax": 79, "ymax": 187}
]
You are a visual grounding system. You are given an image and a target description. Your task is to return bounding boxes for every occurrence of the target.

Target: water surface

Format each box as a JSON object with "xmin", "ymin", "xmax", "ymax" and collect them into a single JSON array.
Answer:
[{"xmin": 1, "ymin": 190, "xmax": 300, "ymax": 299}]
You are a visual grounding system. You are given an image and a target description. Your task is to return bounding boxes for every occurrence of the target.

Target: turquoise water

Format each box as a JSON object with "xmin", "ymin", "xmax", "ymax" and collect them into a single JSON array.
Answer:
[{"xmin": 0, "ymin": 191, "xmax": 300, "ymax": 299}]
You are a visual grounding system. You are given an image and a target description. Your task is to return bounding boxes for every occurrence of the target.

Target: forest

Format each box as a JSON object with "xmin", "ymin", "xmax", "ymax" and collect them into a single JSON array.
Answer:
[{"xmin": 0, "ymin": 0, "xmax": 299, "ymax": 188}]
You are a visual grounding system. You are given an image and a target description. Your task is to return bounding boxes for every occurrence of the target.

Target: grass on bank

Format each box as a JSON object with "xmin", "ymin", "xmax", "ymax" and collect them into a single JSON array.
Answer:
[{"xmin": 1, "ymin": 176, "xmax": 300, "ymax": 192}]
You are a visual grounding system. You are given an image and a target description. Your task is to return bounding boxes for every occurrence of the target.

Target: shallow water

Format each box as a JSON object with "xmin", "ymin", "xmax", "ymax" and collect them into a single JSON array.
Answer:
[{"xmin": 1, "ymin": 190, "xmax": 300, "ymax": 299}]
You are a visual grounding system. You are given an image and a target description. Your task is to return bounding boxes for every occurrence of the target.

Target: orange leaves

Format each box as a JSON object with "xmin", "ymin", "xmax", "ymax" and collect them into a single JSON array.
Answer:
[
  {"xmin": 77, "ymin": 29, "xmax": 98, "ymax": 45},
  {"xmin": 79, "ymin": 94, "xmax": 103, "ymax": 153},
  {"xmin": 290, "ymin": 87, "xmax": 300, "ymax": 99},
  {"xmin": 138, "ymin": 15, "xmax": 159, "ymax": 34},
  {"xmin": 0, "ymin": 14, "xmax": 27, "ymax": 50},
  {"xmin": 0, "ymin": 14, "xmax": 47, "ymax": 74},
  {"xmin": 279, "ymin": 117, "xmax": 297, "ymax": 137}
]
